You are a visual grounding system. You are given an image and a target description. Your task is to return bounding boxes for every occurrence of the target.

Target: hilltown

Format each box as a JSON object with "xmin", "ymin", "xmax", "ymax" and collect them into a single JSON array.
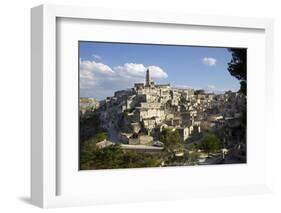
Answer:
[{"xmin": 80, "ymin": 69, "xmax": 246, "ymax": 165}]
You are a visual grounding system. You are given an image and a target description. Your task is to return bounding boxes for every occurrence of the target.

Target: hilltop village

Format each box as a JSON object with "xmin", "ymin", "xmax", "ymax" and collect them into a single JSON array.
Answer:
[{"xmin": 80, "ymin": 69, "xmax": 246, "ymax": 168}]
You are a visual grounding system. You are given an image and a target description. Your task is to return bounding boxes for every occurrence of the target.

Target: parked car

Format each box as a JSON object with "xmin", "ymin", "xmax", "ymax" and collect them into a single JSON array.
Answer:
[{"xmin": 153, "ymin": 140, "xmax": 164, "ymax": 147}]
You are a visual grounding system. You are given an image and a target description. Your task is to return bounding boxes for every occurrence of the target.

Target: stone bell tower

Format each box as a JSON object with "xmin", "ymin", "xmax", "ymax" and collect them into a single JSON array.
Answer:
[{"xmin": 145, "ymin": 68, "xmax": 150, "ymax": 87}]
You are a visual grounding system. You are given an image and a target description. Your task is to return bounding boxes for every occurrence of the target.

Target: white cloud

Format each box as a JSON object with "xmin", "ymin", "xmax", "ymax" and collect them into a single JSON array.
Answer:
[
  {"xmin": 148, "ymin": 66, "xmax": 168, "ymax": 79},
  {"xmin": 174, "ymin": 85, "xmax": 192, "ymax": 89},
  {"xmin": 114, "ymin": 63, "xmax": 146, "ymax": 78},
  {"xmin": 92, "ymin": 54, "xmax": 102, "ymax": 60},
  {"xmin": 207, "ymin": 85, "xmax": 216, "ymax": 89},
  {"xmin": 204, "ymin": 85, "xmax": 227, "ymax": 94},
  {"xmin": 114, "ymin": 63, "xmax": 168, "ymax": 79},
  {"xmin": 80, "ymin": 60, "xmax": 114, "ymax": 76},
  {"xmin": 202, "ymin": 57, "xmax": 217, "ymax": 66},
  {"xmin": 80, "ymin": 60, "xmax": 116, "ymax": 90},
  {"xmin": 79, "ymin": 60, "xmax": 168, "ymax": 99}
]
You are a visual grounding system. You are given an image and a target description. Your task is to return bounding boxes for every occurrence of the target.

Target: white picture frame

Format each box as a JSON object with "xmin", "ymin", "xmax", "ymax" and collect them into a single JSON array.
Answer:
[{"xmin": 31, "ymin": 4, "xmax": 274, "ymax": 208}]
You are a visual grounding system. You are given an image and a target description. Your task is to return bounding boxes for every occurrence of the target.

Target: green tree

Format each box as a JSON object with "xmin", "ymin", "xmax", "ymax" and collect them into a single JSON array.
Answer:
[
  {"xmin": 79, "ymin": 132, "xmax": 108, "ymax": 170},
  {"xmin": 199, "ymin": 134, "xmax": 221, "ymax": 156},
  {"xmin": 194, "ymin": 89, "xmax": 205, "ymax": 95},
  {"xmin": 80, "ymin": 111, "xmax": 106, "ymax": 142},
  {"xmin": 90, "ymin": 144, "xmax": 124, "ymax": 169},
  {"xmin": 227, "ymin": 48, "xmax": 247, "ymax": 95},
  {"xmin": 120, "ymin": 151, "xmax": 160, "ymax": 168},
  {"xmin": 94, "ymin": 132, "xmax": 108, "ymax": 142},
  {"xmin": 160, "ymin": 128, "xmax": 181, "ymax": 151},
  {"xmin": 179, "ymin": 96, "xmax": 187, "ymax": 104},
  {"xmin": 188, "ymin": 144, "xmax": 198, "ymax": 151},
  {"xmin": 228, "ymin": 48, "xmax": 247, "ymax": 131},
  {"xmin": 187, "ymin": 151, "xmax": 199, "ymax": 165},
  {"xmin": 80, "ymin": 142, "xmax": 161, "ymax": 170}
]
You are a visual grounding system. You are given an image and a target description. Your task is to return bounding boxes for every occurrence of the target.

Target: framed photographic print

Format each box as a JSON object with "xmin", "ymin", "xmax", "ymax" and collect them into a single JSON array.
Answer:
[
  {"xmin": 31, "ymin": 4, "xmax": 274, "ymax": 208},
  {"xmin": 78, "ymin": 41, "xmax": 247, "ymax": 170}
]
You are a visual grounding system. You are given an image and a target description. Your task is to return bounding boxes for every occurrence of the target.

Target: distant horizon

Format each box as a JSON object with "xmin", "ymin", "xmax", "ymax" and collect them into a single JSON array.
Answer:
[
  {"xmin": 80, "ymin": 82, "xmax": 238, "ymax": 100},
  {"xmin": 79, "ymin": 42, "xmax": 241, "ymax": 100}
]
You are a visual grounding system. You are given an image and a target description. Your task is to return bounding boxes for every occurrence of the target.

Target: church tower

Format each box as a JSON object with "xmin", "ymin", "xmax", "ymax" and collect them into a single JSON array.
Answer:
[{"xmin": 145, "ymin": 68, "xmax": 150, "ymax": 87}]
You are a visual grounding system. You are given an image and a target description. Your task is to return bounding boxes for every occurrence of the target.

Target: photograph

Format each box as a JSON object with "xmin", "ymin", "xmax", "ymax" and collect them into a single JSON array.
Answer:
[{"xmin": 79, "ymin": 41, "xmax": 247, "ymax": 170}]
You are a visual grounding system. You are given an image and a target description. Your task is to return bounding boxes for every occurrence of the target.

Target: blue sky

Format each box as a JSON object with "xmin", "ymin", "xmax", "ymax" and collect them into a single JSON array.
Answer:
[{"xmin": 79, "ymin": 41, "xmax": 240, "ymax": 100}]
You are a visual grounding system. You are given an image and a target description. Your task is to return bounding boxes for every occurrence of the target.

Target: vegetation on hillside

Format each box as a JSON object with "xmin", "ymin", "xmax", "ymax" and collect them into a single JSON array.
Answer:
[
  {"xmin": 79, "ymin": 110, "xmax": 162, "ymax": 170},
  {"xmin": 160, "ymin": 128, "xmax": 181, "ymax": 152},
  {"xmin": 198, "ymin": 133, "xmax": 221, "ymax": 156},
  {"xmin": 80, "ymin": 111, "xmax": 105, "ymax": 142},
  {"xmin": 80, "ymin": 143, "xmax": 161, "ymax": 170}
]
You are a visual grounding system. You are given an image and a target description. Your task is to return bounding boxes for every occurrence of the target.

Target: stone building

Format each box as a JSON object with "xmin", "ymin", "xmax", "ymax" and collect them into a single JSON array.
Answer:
[{"xmin": 96, "ymin": 68, "xmax": 242, "ymax": 147}]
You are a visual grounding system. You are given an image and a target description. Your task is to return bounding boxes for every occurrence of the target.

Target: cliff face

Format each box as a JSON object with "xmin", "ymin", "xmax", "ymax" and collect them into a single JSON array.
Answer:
[{"xmin": 80, "ymin": 97, "xmax": 100, "ymax": 114}]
